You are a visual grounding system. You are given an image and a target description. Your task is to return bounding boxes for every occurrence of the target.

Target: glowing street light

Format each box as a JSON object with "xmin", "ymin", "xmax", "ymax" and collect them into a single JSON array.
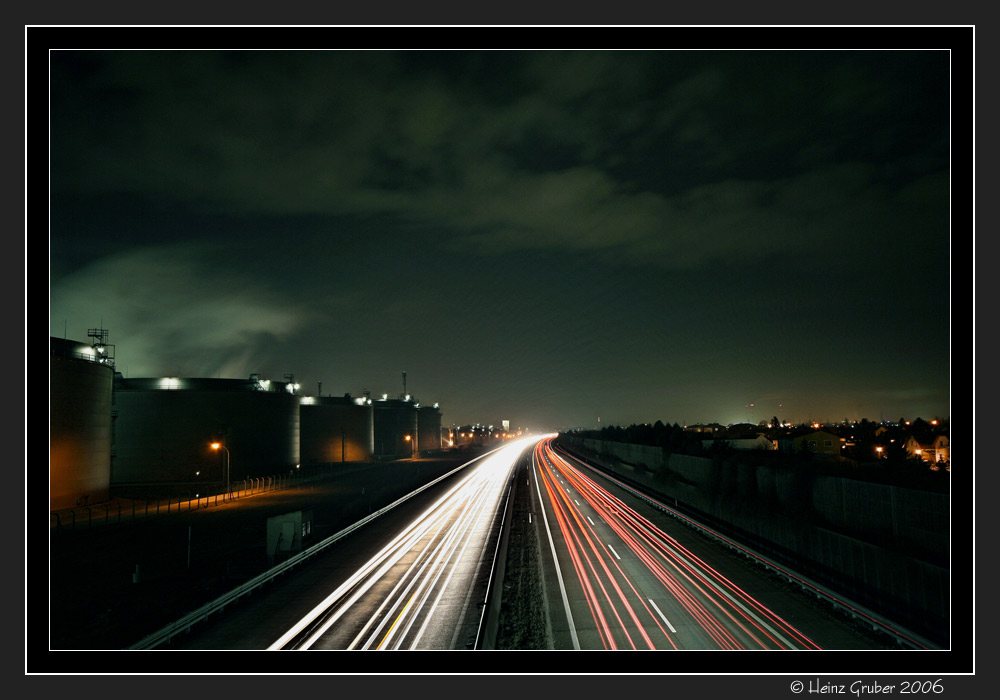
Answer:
[{"xmin": 210, "ymin": 442, "xmax": 231, "ymax": 498}]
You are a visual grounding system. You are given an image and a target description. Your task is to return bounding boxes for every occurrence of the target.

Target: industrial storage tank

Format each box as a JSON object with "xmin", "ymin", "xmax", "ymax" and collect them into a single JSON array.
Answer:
[
  {"xmin": 50, "ymin": 336, "xmax": 114, "ymax": 510},
  {"xmin": 300, "ymin": 394, "xmax": 374, "ymax": 464},
  {"xmin": 417, "ymin": 403, "xmax": 443, "ymax": 452},
  {"xmin": 373, "ymin": 397, "xmax": 418, "ymax": 458},
  {"xmin": 111, "ymin": 376, "xmax": 300, "ymax": 497}
]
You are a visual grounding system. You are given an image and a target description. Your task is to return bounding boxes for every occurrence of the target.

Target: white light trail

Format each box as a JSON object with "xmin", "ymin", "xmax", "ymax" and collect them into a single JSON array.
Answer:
[{"xmin": 269, "ymin": 436, "xmax": 539, "ymax": 650}]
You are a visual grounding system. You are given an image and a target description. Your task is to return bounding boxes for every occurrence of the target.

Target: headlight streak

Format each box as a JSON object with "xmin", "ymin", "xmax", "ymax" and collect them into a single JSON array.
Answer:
[
  {"xmin": 269, "ymin": 438, "xmax": 533, "ymax": 651},
  {"xmin": 536, "ymin": 438, "xmax": 822, "ymax": 651},
  {"xmin": 365, "ymin": 467, "xmax": 500, "ymax": 650},
  {"xmin": 351, "ymin": 484, "xmax": 483, "ymax": 650}
]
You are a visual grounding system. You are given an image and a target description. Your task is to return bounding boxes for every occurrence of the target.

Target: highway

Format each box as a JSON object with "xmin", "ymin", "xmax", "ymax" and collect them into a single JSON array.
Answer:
[
  {"xmin": 261, "ymin": 437, "xmax": 536, "ymax": 650},
  {"xmin": 529, "ymin": 437, "xmax": 873, "ymax": 650},
  {"xmin": 161, "ymin": 436, "xmax": 883, "ymax": 655}
]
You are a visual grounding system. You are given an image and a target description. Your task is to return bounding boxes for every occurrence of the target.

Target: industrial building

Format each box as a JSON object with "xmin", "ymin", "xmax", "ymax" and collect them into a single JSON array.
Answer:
[
  {"xmin": 373, "ymin": 396, "xmax": 419, "ymax": 458},
  {"xmin": 49, "ymin": 333, "xmax": 115, "ymax": 510},
  {"xmin": 50, "ymin": 327, "xmax": 448, "ymax": 505},
  {"xmin": 417, "ymin": 403, "xmax": 443, "ymax": 452},
  {"xmin": 111, "ymin": 375, "xmax": 300, "ymax": 496},
  {"xmin": 299, "ymin": 393, "xmax": 375, "ymax": 464}
]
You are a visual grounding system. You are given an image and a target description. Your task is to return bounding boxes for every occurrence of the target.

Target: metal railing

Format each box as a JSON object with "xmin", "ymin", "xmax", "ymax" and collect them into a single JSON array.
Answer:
[
  {"xmin": 50, "ymin": 468, "xmax": 335, "ymax": 534},
  {"xmin": 128, "ymin": 450, "xmax": 499, "ymax": 650}
]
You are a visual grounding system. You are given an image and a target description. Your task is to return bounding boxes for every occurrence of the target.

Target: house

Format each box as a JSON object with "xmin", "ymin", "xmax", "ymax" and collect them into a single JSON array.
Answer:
[
  {"xmin": 701, "ymin": 434, "xmax": 776, "ymax": 451},
  {"xmin": 932, "ymin": 434, "xmax": 949, "ymax": 464},
  {"xmin": 905, "ymin": 433, "xmax": 950, "ymax": 465},
  {"xmin": 783, "ymin": 430, "xmax": 841, "ymax": 456}
]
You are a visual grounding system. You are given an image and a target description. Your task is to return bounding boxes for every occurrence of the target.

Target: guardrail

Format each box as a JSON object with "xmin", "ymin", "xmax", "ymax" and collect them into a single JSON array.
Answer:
[
  {"xmin": 552, "ymin": 440, "xmax": 941, "ymax": 651},
  {"xmin": 475, "ymin": 470, "xmax": 516, "ymax": 650},
  {"xmin": 128, "ymin": 449, "xmax": 500, "ymax": 650}
]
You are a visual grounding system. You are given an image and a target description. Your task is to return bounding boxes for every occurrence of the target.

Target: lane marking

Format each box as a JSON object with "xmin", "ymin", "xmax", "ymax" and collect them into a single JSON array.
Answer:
[
  {"xmin": 533, "ymin": 450, "xmax": 581, "ymax": 650},
  {"xmin": 378, "ymin": 593, "xmax": 415, "ymax": 650},
  {"xmin": 607, "ymin": 544, "xmax": 621, "ymax": 560},
  {"xmin": 648, "ymin": 598, "xmax": 677, "ymax": 634},
  {"xmin": 587, "ymin": 516, "xmax": 595, "ymax": 526},
  {"xmin": 660, "ymin": 540, "xmax": 798, "ymax": 648},
  {"xmin": 575, "ymin": 499, "xmax": 580, "ymax": 506}
]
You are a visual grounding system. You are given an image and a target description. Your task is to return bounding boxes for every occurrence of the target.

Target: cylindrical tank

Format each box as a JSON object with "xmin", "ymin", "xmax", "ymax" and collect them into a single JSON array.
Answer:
[
  {"xmin": 111, "ymin": 377, "xmax": 300, "ymax": 496},
  {"xmin": 373, "ymin": 398, "xmax": 418, "ymax": 457},
  {"xmin": 49, "ymin": 337, "xmax": 113, "ymax": 510},
  {"xmin": 417, "ymin": 404, "xmax": 442, "ymax": 452},
  {"xmin": 300, "ymin": 394, "xmax": 374, "ymax": 464}
]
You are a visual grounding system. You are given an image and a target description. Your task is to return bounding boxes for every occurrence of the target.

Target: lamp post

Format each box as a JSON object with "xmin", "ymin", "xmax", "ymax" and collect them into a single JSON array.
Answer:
[{"xmin": 210, "ymin": 442, "xmax": 231, "ymax": 498}]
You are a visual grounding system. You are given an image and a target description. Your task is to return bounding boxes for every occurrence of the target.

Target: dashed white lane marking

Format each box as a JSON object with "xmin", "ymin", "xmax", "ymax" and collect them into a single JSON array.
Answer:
[{"xmin": 648, "ymin": 599, "xmax": 677, "ymax": 634}]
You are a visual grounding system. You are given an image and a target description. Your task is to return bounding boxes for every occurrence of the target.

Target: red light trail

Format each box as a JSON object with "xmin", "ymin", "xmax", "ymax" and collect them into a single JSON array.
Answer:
[{"xmin": 533, "ymin": 438, "xmax": 823, "ymax": 650}]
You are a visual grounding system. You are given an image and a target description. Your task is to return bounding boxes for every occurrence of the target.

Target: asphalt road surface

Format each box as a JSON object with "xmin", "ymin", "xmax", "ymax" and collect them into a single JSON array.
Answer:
[{"xmin": 527, "ymin": 437, "xmax": 884, "ymax": 651}]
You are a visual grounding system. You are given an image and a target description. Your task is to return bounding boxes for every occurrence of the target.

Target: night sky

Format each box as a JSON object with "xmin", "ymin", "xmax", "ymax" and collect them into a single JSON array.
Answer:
[{"xmin": 47, "ymin": 46, "xmax": 955, "ymax": 431}]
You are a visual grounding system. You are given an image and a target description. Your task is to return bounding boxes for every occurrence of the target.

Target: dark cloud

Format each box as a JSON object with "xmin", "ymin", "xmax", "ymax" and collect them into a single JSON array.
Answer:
[{"xmin": 48, "ymin": 48, "xmax": 953, "ymax": 428}]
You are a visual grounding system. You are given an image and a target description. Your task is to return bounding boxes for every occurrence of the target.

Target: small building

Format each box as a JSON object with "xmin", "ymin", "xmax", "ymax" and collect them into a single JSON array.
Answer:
[
  {"xmin": 687, "ymin": 423, "xmax": 725, "ymax": 434},
  {"xmin": 932, "ymin": 434, "xmax": 950, "ymax": 465},
  {"xmin": 904, "ymin": 433, "xmax": 950, "ymax": 465},
  {"xmin": 701, "ymin": 434, "xmax": 776, "ymax": 451},
  {"xmin": 784, "ymin": 430, "xmax": 841, "ymax": 456}
]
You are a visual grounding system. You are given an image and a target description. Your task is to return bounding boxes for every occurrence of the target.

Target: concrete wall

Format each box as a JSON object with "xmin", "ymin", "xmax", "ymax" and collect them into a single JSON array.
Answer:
[{"xmin": 562, "ymin": 435, "xmax": 949, "ymax": 645}]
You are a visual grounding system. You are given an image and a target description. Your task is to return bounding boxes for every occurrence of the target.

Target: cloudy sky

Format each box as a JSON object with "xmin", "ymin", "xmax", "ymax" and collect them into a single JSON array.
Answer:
[{"xmin": 47, "ymin": 45, "xmax": 955, "ymax": 430}]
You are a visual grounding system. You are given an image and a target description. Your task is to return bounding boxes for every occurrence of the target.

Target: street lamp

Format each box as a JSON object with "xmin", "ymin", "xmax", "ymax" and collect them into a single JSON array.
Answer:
[{"xmin": 210, "ymin": 442, "xmax": 231, "ymax": 498}]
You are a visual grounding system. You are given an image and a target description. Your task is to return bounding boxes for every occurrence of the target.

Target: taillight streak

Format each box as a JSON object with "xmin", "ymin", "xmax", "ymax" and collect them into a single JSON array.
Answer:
[
  {"xmin": 537, "ymin": 443, "xmax": 659, "ymax": 649},
  {"xmin": 541, "ymin": 439, "xmax": 822, "ymax": 650},
  {"xmin": 537, "ymin": 446, "xmax": 618, "ymax": 648}
]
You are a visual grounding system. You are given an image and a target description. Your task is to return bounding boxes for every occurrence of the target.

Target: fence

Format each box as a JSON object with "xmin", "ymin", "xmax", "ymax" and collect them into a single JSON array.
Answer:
[{"xmin": 50, "ymin": 465, "xmax": 347, "ymax": 534}]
